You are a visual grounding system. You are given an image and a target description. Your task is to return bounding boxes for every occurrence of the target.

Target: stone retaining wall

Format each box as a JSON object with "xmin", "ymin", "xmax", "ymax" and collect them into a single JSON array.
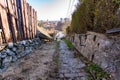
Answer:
[
  {"xmin": 0, "ymin": 38, "xmax": 41, "ymax": 72},
  {"xmin": 67, "ymin": 31, "xmax": 120, "ymax": 80}
]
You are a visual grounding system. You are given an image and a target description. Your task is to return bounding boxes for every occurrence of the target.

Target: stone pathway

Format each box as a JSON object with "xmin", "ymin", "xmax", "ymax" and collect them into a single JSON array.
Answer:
[{"xmin": 56, "ymin": 41, "xmax": 88, "ymax": 80}]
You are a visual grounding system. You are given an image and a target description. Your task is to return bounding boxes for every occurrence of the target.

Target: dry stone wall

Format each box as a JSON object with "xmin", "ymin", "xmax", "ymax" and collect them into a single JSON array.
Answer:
[
  {"xmin": 68, "ymin": 31, "xmax": 120, "ymax": 80},
  {"xmin": 0, "ymin": 38, "xmax": 41, "ymax": 72}
]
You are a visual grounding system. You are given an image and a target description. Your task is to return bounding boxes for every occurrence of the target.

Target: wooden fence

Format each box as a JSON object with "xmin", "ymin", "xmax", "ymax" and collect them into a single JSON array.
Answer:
[{"xmin": 0, "ymin": 0, "xmax": 37, "ymax": 44}]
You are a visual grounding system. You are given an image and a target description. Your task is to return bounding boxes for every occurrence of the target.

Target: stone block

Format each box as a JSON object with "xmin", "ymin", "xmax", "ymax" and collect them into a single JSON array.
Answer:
[
  {"xmin": 5, "ymin": 49, "xmax": 15, "ymax": 56},
  {"xmin": 21, "ymin": 40, "xmax": 27, "ymax": 45},
  {"xmin": 8, "ymin": 42, "xmax": 14, "ymax": 48},
  {"xmin": 17, "ymin": 46, "xmax": 25, "ymax": 53},
  {"xmin": 3, "ymin": 56, "xmax": 12, "ymax": 66},
  {"xmin": 12, "ymin": 56, "xmax": 18, "ymax": 62},
  {"xmin": 12, "ymin": 47, "xmax": 17, "ymax": 52},
  {"xmin": 0, "ymin": 52, "xmax": 7, "ymax": 58}
]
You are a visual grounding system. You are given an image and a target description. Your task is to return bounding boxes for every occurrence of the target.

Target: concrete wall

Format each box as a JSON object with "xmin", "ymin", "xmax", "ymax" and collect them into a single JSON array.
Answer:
[{"xmin": 68, "ymin": 31, "xmax": 120, "ymax": 80}]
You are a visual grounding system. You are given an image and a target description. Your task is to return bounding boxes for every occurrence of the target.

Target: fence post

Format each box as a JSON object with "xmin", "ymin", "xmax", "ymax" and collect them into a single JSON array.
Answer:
[
  {"xmin": 23, "ymin": 0, "xmax": 29, "ymax": 39},
  {"xmin": 16, "ymin": 0, "xmax": 25, "ymax": 40},
  {"xmin": 32, "ymin": 9, "xmax": 35, "ymax": 38},
  {"xmin": 0, "ymin": 29, "xmax": 2, "ymax": 44},
  {"xmin": 6, "ymin": 0, "xmax": 18, "ymax": 42},
  {"xmin": 30, "ymin": 6, "xmax": 32, "ymax": 39},
  {"xmin": 35, "ymin": 11, "xmax": 37, "ymax": 37},
  {"xmin": 32, "ymin": 9, "xmax": 34, "ymax": 38},
  {"xmin": 0, "ymin": 0, "xmax": 12, "ymax": 43},
  {"xmin": 20, "ymin": 0, "xmax": 26, "ymax": 40},
  {"xmin": 13, "ymin": 0, "xmax": 21, "ymax": 41}
]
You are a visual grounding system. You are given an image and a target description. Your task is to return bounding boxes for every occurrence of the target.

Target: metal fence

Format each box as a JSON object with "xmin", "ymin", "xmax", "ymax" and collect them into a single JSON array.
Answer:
[{"xmin": 0, "ymin": 0, "xmax": 37, "ymax": 44}]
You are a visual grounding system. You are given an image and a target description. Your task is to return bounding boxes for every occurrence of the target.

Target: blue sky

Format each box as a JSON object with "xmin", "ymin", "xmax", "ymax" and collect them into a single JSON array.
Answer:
[{"xmin": 27, "ymin": 0, "xmax": 78, "ymax": 21}]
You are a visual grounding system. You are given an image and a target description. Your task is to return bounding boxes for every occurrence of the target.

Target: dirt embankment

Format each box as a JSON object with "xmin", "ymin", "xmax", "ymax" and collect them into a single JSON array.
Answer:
[{"xmin": 0, "ymin": 42, "xmax": 57, "ymax": 80}]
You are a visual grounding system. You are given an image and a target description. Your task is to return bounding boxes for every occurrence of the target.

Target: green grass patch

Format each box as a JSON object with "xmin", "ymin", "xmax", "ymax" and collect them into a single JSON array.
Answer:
[
  {"xmin": 64, "ymin": 39, "xmax": 75, "ymax": 50},
  {"xmin": 85, "ymin": 63, "xmax": 111, "ymax": 80},
  {"xmin": 74, "ymin": 52, "xmax": 111, "ymax": 80}
]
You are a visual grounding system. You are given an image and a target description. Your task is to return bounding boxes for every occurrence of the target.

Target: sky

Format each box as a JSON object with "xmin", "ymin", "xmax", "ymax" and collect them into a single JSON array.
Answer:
[{"xmin": 26, "ymin": 0, "xmax": 78, "ymax": 21}]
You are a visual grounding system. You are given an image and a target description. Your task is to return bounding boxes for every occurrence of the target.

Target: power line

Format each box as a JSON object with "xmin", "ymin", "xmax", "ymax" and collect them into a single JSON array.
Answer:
[
  {"xmin": 66, "ymin": 0, "xmax": 72, "ymax": 17},
  {"xmin": 68, "ymin": 0, "xmax": 76, "ymax": 18},
  {"xmin": 66, "ymin": 0, "xmax": 76, "ymax": 18}
]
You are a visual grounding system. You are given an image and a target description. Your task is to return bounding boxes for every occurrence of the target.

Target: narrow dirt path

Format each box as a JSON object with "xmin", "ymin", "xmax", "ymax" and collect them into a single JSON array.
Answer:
[{"xmin": 0, "ymin": 42, "xmax": 57, "ymax": 80}]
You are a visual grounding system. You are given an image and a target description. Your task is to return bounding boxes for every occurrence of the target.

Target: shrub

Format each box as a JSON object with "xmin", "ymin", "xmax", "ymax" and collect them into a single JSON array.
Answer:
[{"xmin": 68, "ymin": 0, "xmax": 120, "ymax": 34}]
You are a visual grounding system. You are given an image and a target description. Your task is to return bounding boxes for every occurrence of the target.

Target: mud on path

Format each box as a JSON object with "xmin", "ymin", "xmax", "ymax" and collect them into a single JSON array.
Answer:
[{"xmin": 0, "ymin": 42, "xmax": 57, "ymax": 80}]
